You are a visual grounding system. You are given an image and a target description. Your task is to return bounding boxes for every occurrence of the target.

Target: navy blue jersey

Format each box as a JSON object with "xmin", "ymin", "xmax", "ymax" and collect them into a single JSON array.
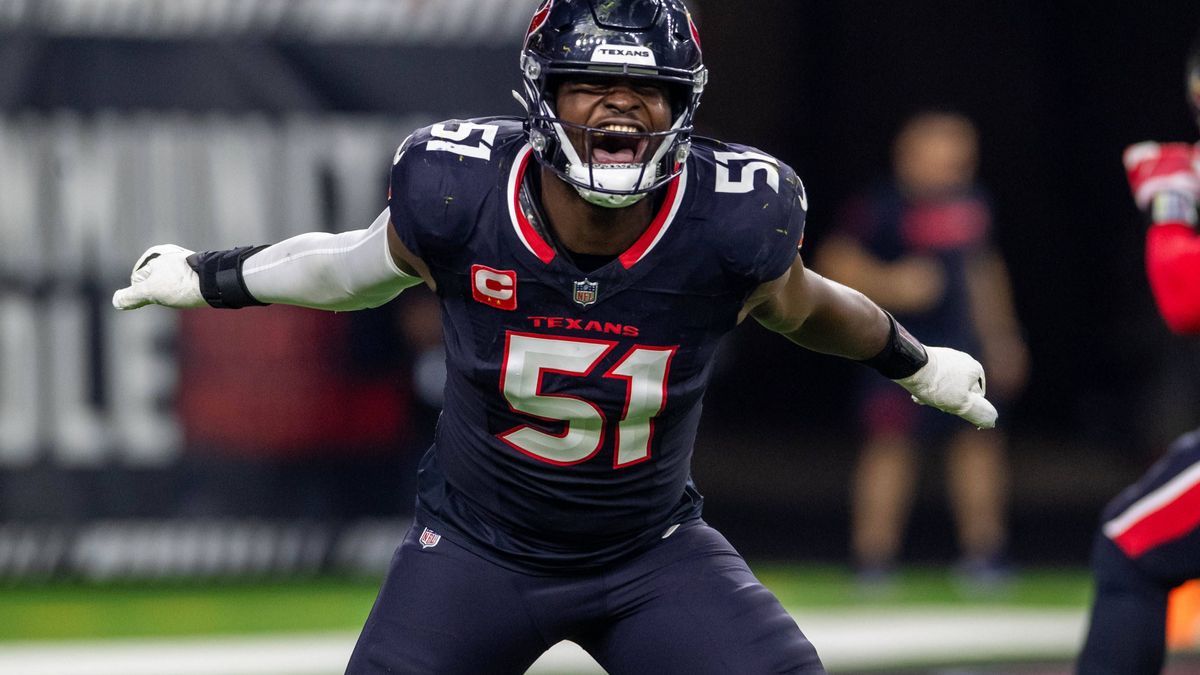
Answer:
[{"xmin": 389, "ymin": 117, "xmax": 807, "ymax": 573}]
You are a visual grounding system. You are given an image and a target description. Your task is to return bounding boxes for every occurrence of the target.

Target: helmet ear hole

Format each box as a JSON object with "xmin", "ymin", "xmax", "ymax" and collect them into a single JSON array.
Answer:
[
  {"xmin": 544, "ymin": 76, "xmax": 565, "ymax": 107},
  {"xmin": 667, "ymin": 84, "xmax": 692, "ymax": 118}
]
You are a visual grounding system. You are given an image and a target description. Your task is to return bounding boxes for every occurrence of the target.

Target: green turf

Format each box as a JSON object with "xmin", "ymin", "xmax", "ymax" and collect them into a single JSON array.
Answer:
[
  {"xmin": 754, "ymin": 564, "xmax": 1093, "ymax": 609},
  {"xmin": 0, "ymin": 579, "xmax": 382, "ymax": 641},
  {"xmin": 0, "ymin": 566, "xmax": 1093, "ymax": 642}
]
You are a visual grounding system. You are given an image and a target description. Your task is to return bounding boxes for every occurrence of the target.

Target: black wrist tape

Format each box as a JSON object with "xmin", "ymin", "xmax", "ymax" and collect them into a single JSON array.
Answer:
[
  {"xmin": 186, "ymin": 246, "xmax": 271, "ymax": 309},
  {"xmin": 860, "ymin": 312, "xmax": 929, "ymax": 379}
]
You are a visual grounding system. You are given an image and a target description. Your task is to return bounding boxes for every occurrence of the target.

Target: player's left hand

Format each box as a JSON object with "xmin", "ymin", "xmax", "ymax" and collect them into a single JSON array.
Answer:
[{"xmin": 895, "ymin": 346, "xmax": 997, "ymax": 429}]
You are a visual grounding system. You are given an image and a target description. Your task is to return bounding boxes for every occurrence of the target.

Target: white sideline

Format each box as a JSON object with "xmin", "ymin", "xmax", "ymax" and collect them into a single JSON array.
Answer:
[{"xmin": 0, "ymin": 608, "xmax": 1088, "ymax": 674}]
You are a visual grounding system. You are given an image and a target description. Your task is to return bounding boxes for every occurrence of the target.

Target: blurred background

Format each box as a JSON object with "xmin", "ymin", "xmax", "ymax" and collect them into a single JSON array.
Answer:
[{"xmin": 2, "ymin": 0, "xmax": 1200, "ymax": 672}]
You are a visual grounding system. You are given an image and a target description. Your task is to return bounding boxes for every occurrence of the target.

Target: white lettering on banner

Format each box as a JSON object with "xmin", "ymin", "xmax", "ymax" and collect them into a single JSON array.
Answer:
[
  {"xmin": 0, "ymin": 112, "xmax": 431, "ymax": 467},
  {"xmin": 107, "ymin": 309, "xmax": 180, "ymax": 465},
  {"xmin": 52, "ymin": 114, "xmax": 119, "ymax": 275},
  {"xmin": 0, "ymin": 291, "xmax": 180, "ymax": 468},
  {"xmin": 0, "ymin": 119, "xmax": 45, "ymax": 280},
  {"xmin": 47, "ymin": 294, "xmax": 111, "ymax": 466},
  {"xmin": 0, "ymin": 0, "xmax": 534, "ymax": 43},
  {"xmin": 0, "ymin": 296, "xmax": 39, "ymax": 465}
]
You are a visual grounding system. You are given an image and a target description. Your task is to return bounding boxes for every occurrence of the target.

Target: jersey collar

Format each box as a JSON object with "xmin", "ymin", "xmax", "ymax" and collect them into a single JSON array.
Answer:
[{"xmin": 507, "ymin": 143, "xmax": 689, "ymax": 269}]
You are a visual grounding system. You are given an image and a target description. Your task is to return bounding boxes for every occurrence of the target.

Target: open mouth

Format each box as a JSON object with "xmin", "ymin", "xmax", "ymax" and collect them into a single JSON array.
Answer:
[{"xmin": 589, "ymin": 124, "xmax": 649, "ymax": 165}]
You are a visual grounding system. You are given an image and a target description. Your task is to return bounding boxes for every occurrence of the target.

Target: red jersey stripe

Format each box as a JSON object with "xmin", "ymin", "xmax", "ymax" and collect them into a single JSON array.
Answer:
[
  {"xmin": 508, "ymin": 145, "xmax": 556, "ymax": 264},
  {"xmin": 1104, "ymin": 460, "xmax": 1200, "ymax": 558},
  {"xmin": 619, "ymin": 168, "xmax": 685, "ymax": 269}
]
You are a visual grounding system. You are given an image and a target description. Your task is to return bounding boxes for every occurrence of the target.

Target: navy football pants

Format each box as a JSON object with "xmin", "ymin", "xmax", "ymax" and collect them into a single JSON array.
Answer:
[
  {"xmin": 346, "ymin": 520, "xmax": 825, "ymax": 674},
  {"xmin": 1078, "ymin": 430, "xmax": 1200, "ymax": 675}
]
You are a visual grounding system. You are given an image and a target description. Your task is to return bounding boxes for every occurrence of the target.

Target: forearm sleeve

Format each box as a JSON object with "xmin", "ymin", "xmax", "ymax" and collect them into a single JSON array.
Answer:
[
  {"xmin": 1146, "ymin": 223, "xmax": 1200, "ymax": 335},
  {"xmin": 242, "ymin": 209, "xmax": 423, "ymax": 310}
]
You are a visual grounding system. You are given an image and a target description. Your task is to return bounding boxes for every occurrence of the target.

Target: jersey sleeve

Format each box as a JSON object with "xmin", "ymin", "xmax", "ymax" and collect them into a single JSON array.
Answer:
[
  {"xmin": 1146, "ymin": 223, "xmax": 1200, "ymax": 334},
  {"xmin": 726, "ymin": 160, "xmax": 808, "ymax": 286},
  {"xmin": 388, "ymin": 122, "xmax": 487, "ymax": 264},
  {"xmin": 698, "ymin": 145, "xmax": 810, "ymax": 287},
  {"xmin": 753, "ymin": 164, "xmax": 808, "ymax": 283}
]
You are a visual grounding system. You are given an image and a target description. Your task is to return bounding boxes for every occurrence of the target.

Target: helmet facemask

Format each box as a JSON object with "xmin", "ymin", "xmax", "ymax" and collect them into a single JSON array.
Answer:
[{"xmin": 519, "ymin": 0, "xmax": 707, "ymax": 209}]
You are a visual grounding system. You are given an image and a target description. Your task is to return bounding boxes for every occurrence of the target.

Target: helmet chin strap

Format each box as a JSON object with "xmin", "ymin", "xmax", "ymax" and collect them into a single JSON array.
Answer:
[
  {"xmin": 569, "ymin": 164, "xmax": 659, "ymax": 208},
  {"xmin": 575, "ymin": 187, "xmax": 649, "ymax": 209}
]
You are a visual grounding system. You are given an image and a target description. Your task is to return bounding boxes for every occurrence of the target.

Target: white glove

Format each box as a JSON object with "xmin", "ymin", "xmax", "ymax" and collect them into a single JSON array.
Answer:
[
  {"xmin": 895, "ymin": 346, "xmax": 997, "ymax": 429},
  {"xmin": 112, "ymin": 244, "xmax": 207, "ymax": 310}
]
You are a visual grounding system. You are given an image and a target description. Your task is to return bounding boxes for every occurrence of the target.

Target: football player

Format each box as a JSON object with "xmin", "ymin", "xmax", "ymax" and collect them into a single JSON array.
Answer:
[
  {"xmin": 1077, "ymin": 31, "xmax": 1200, "ymax": 675},
  {"xmin": 114, "ymin": 1, "xmax": 996, "ymax": 672}
]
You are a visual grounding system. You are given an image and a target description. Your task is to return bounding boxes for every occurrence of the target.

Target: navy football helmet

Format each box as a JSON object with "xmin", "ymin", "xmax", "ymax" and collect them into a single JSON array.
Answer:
[{"xmin": 520, "ymin": 0, "xmax": 707, "ymax": 208}]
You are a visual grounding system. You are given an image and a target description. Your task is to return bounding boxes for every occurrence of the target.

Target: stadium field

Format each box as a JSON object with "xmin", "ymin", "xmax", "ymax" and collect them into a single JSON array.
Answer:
[
  {"xmin": 2, "ymin": 565, "xmax": 1197, "ymax": 673},
  {"xmin": 0, "ymin": 564, "xmax": 1092, "ymax": 641}
]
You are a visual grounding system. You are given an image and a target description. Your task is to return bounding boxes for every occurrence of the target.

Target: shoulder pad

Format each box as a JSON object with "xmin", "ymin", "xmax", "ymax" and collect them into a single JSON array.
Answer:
[
  {"xmin": 689, "ymin": 139, "xmax": 809, "ymax": 284},
  {"xmin": 389, "ymin": 118, "xmax": 526, "ymax": 262},
  {"xmin": 393, "ymin": 117, "xmax": 526, "ymax": 166}
]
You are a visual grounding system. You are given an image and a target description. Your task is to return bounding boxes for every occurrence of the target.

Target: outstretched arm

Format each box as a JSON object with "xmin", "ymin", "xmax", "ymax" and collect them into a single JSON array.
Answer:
[
  {"xmin": 1146, "ymin": 223, "xmax": 1200, "ymax": 334},
  {"xmin": 1123, "ymin": 142, "xmax": 1200, "ymax": 335},
  {"xmin": 113, "ymin": 209, "xmax": 429, "ymax": 312},
  {"xmin": 744, "ymin": 255, "xmax": 997, "ymax": 429},
  {"xmin": 743, "ymin": 254, "xmax": 890, "ymax": 359}
]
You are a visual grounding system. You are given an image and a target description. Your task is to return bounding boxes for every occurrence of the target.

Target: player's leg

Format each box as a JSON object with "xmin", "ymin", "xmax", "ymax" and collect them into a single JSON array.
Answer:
[
  {"xmin": 851, "ymin": 431, "xmax": 919, "ymax": 574},
  {"xmin": 945, "ymin": 428, "xmax": 1008, "ymax": 576},
  {"xmin": 345, "ymin": 523, "xmax": 549, "ymax": 675},
  {"xmin": 851, "ymin": 382, "xmax": 924, "ymax": 579},
  {"xmin": 1078, "ymin": 431, "xmax": 1200, "ymax": 675},
  {"xmin": 1077, "ymin": 533, "xmax": 1170, "ymax": 675},
  {"xmin": 577, "ymin": 521, "xmax": 825, "ymax": 674}
]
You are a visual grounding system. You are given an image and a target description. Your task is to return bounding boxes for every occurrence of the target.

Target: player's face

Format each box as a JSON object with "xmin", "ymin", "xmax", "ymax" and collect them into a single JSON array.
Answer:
[
  {"xmin": 894, "ymin": 118, "xmax": 979, "ymax": 197},
  {"xmin": 555, "ymin": 77, "xmax": 673, "ymax": 166}
]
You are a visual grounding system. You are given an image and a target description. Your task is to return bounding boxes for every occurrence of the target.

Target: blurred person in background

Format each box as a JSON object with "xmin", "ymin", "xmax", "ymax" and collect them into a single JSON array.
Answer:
[
  {"xmin": 817, "ymin": 112, "xmax": 1029, "ymax": 588},
  {"xmin": 1077, "ymin": 34, "xmax": 1200, "ymax": 675},
  {"xmin": 111, "ymin": 0, "xmax": 998, "ymax": 672}
]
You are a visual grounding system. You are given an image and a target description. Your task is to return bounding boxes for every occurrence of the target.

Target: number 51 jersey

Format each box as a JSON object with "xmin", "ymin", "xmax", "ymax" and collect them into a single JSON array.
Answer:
[{"xmin": 389, "ymin": 117, "xmax": 807, "ymax": 573}]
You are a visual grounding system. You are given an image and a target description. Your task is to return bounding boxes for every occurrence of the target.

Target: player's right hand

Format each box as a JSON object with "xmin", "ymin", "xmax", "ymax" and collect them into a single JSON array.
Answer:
[
  {"xmin": 112, "ymin": 244, "xmax": 207, "ymax": 310},
  {"xmin": 1122, "ymin": 142, "xmax": 1200, "ymax": 211}
]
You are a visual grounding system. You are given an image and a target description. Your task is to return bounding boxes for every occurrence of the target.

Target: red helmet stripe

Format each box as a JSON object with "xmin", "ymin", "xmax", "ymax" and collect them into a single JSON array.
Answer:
[
  {"xmin": 525, "ymin": 0, "xmax": 553, "ymax": 47},
  {"xmin": 687, "ymin": 12, "xmax": 702, "ymax": 52}
]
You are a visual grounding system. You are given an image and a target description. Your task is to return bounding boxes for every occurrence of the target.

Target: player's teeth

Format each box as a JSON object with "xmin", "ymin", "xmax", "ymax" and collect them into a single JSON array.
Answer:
[{"xmin": 600, "ymin": 124, "xmax": 639, "ymax": 133}]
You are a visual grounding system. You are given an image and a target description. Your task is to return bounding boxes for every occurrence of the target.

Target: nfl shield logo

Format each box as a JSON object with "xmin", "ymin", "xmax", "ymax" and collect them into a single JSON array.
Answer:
[
  {"xmin": 419, "ymin": 528, "xmax": 441, "ymax": 549},
  {"xmin": 573, "ymin": 279, "xmax": 599, "ymax": 307}
]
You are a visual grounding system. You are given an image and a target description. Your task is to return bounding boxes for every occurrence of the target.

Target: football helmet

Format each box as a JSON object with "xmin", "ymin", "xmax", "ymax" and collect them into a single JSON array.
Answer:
[{"xmin": 520, "ymin": 0, "xmax": 707, "ymax": 208}]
